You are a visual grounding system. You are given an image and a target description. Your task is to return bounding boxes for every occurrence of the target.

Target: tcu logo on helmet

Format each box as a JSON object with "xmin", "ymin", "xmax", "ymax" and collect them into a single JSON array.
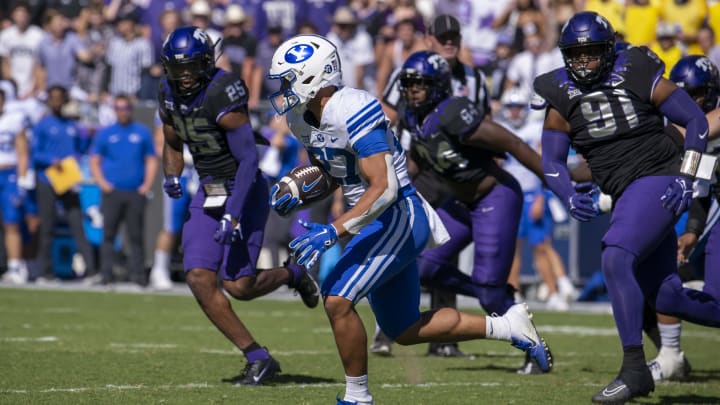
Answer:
[
  {"xmin": 696, "ymin": 57, "xmax": 714, "ymax": 72},
  {"xmin": 285, "ymin": 45, "xmax": 314, "ymax": 63},
  {"xmin": 193, "ymin": 29, "xmax": 208, "ymax": 44},
  {"xmin": 595, "ymin": 15, "xmax": 608, "ymax": 29},
  {"xmin": 427, "ymin": 53, "xmax": 447, "ymax": 71}
]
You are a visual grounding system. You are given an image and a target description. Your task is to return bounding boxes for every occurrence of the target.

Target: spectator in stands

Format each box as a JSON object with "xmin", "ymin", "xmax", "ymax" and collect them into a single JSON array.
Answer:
[
  {"xmin": 249, "ymin": 25, "xmax": 284, "ymax": 111},
  {"xmin": 659, "ymin": 0, "xmax": 708, "ymax": 55},
  {"xmin": 32, "ymin": 86, "xmax": 96, "ymax": 282},
  {"xmin": 650, "ymin": 22, "xmax": 684, "ymax": 79},
  {"xmin": 89, "ymin": 94, "xmax": 157, "ymax": 286},
  {"xmin": 105, "ymin": 14, "xmax": 152, "ymax": 99},
  {"xmin": 493, "ymin": 0, "xmax": 550, "ymax": 54},
  {"xmin": 74, "ymin": 5, "xmax": 112, "ymax": 105},
  {"xmin": 300, "ymin": 0, "xmax": 344, "ymax": 39},
  {"xmin": 0, "ymin": 2, "xmax": 45, "ymax": 99},
  {"xmin": 221, "ymin": 5, "xmax": 257, "ymax": 88},
  {"xmin": 375, "ymin": 17, "xmax": 427, "ymax": 99},
  {"xmin": 326, "ymin": 6, "xmax": 375, "ymax": 91},
  {"xmin": 36, "ymin": 9, "xmax": 91, "ymax": 96},
  {"xmin": 504, "ymin": 29, "xmax": 564, "ymax": 106},
  {"xmin": 697, "ymin": 26, "xmax": 720, "ymax": 69},
  {"xmin": 138, "ymin": 9, "xmax": 183, "ymax": 102},
  {"xmin": 624, "ymin": 0, "xmax": 661, "ymax": 47}
]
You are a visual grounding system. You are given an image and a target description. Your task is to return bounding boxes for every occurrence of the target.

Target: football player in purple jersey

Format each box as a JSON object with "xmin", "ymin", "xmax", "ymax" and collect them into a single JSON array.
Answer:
[
  {"xmin": 397, "ymin": 50, "xmax": 554, "ymax": 374},
  {"xmin": 158, "ymin": 26, "xmax": 320, "ymax": 385},
  {"xmin": 534, "ymin": 12, "xmax": 720, "ymax": 403},
  {"xmin": 642, "ymin": 54, "xmax": 720, "ymax": 382}
]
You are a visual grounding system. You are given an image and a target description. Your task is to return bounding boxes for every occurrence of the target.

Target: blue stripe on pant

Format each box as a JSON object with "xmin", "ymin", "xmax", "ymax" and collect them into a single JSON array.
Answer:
[{"xmin": 321, "ymin": 194, "xmax": 430, "ymax": 339}]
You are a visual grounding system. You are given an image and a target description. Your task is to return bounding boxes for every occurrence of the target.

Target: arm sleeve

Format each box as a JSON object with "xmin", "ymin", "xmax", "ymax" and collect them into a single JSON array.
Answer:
[
  {"xmin": 658, "ymin": 88, "xmax": 709, "ymax": 153},
  {"xmin": 224, "ymin": 123, "xmax": 259, "ymax": 220},
  {"xmin": 541, "ymin": 128, "xmax": 576, "ymax": 205}
]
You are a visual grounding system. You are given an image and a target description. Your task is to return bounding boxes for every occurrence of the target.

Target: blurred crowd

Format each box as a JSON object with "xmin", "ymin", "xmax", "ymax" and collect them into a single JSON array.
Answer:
[{"xmin": 0, "ymin": 0, "xmax": 718, "ymax": 303}]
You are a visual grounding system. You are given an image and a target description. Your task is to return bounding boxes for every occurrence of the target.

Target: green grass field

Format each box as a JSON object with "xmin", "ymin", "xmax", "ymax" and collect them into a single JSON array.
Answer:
[{"xmin": 1, "ymin": 287, "xmax": 718, "ymax": 405}]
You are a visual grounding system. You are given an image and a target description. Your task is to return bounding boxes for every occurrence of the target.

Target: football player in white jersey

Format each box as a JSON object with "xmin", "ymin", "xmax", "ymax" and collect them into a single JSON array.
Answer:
[
  {"xmin": 267, "ymin": 34, "xmax": 552, "ymax": 405},
  {"xmin": 0, "ymin": 89, "xmax": 31, "ymax": 283}
]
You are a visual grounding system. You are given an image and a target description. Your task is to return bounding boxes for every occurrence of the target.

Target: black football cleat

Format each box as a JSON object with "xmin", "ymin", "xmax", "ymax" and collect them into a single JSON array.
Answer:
[
  {"xmin": 285, "ymin": 257, "xmax": 320, "ymax": 308},
  {"xmin": 592, "ymin": 367, "xmax": 654, "ymax": 404},
  {"xmin": 234, "ymin": 356, "xmax": 282, "ymax": 386}
]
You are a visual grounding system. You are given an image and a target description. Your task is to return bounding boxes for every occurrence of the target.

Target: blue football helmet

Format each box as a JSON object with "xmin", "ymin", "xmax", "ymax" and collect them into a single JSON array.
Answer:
[
  {"xmin": 399, "ymin": 51, "xmax": 452, "ymax": 115},
  {"xmin": 161, "ymin": 26, "xmax": 216, "ymax": 98},
  {"xmin": 558, "ymin": 12, "xmax": 616, "ymax": 86},
  {"xmin": 669, "ymin": 55, "xmax": 720, "ymax": 113}
]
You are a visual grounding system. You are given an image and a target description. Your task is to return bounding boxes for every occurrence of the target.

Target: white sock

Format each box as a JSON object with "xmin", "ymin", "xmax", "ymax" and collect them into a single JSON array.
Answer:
[
  {"xmin": 152, "ymin": 250, "xmax": 170, "ymax": 274},
  {"xmin": 345, "ymin": 375, "xmax": 373, "ymax": 404},
  {"xmin": 8, "ymin": 259, "xmax": 24, "ymax": 273},
  {"xmin": 659, "ymin": 322, "xmax": 682, "ymax": 351},
  {"xmin": 557, "ymin": 276, "xmax": 574, "ymax": 294},
  {"xmin": 485, "ymin": 315, "xmax": 511, "ymax": 341}
]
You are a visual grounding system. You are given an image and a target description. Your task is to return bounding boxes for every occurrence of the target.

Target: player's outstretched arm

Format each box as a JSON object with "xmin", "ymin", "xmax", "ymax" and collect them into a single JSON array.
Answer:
[
  {"xmin": 672, "ymin": 107, "xmax": 720, "ymax": 141},
  {"xmin": 654, "ymin": 78, "xmax": 709, "ymax": 154},
  {"xmin": 331, "ymin": 152, "xmax": 398, "ymax": 237},
  {"xmin": 461, "ymin": 118, "xmax": 545, "ymax": 181}
]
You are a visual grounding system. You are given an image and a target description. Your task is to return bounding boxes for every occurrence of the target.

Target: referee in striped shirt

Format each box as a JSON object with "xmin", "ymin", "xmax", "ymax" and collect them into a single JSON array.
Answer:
[{"xmin": 373, "ymin": 14, "xmax": 493, "ymax": 359}]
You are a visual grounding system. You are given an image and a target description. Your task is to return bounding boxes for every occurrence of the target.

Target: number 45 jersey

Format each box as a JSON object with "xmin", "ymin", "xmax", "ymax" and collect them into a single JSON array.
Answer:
[
  {"xmin": 532, "ymin": 46, "xmax": 681, "ymax": 200},
  {"xmin": 158, "ymin": 70, "xmax": 249, "ymax": 181}
]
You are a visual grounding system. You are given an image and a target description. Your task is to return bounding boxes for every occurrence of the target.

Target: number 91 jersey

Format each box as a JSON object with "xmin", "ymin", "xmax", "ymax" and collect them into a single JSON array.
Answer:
[
  {"xmin": 532, "ymin": 46, "xmax": 680, "ymax": 199},
  {"xmin": 158, "ymin": 70, "xmax": 249, "ymax": 180}
]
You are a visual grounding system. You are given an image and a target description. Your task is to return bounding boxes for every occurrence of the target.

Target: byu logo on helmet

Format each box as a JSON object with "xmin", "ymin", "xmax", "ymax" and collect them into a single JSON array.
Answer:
[{"xmin": 285, "ymin": 45, "xmax": 314, "ymax": 63}]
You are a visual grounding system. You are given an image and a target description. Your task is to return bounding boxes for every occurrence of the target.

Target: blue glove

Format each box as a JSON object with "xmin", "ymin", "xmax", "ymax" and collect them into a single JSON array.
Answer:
[
  {"xmin": 567, "ymin": 182, "xmax": 599, "ymax": 222},
  {"xmin": 270, "ymin": 183, "xmax": 302, "ymax": 216},
  {"xmin": 661, "ymin": 176, "xmax": 693, "ymax": 216},
  {"xmin": 289, "ymin": 221, "xmax": 338, "ymax": 269},
  {"xmin": 163, "ymin": 175, "xmax": 183, "ymax": 199},
  {"xmin": 214, "ymin": 214, "xmax": 242, "ymax": 244}
]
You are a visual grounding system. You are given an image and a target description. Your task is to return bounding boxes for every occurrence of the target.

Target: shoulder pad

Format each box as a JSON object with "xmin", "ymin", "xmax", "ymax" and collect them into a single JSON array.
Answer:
[{"xmin": 437, "ymin": 97, "xmax": 483, "ymax": 140}]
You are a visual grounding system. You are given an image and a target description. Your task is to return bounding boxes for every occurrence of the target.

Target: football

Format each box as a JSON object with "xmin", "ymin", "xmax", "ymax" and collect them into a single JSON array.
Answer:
[{"xmin": 271, "ymin": 165, "xmax": 333, "ymax": 209}]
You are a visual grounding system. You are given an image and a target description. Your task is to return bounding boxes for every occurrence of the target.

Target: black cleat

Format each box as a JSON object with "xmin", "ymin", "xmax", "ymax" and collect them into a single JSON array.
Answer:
[
  {"xmin": 285, "ymin": 258, "xmax": 320, "ymax": 308},
  {"xmin": 234, "ymin": 356, "xmax": 282, "ymax": 386},
  {"xmin": 592, "ymin": 368, "xmax": 654, "ymax": 404},
  {"xmin": 427, "ymin": 342, "xmax": 475, "ymax": 359},
  {"xmin": 370, "ymin": 329, "xmax": 393, "ymax": 356}
]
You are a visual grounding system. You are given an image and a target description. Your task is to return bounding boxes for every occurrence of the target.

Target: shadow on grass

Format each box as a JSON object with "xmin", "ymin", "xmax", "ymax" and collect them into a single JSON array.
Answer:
[
  {"xmin": 654, "ymin": 394, "xmax": 720, "ymax": 404},
  {"xmin": 445, "ymin": 364, "xmax": 521, "ymax": 374},
  {"xmin": 681, "ymin": 368, "xmax": 720, "ymax": 383},
  {"xmin": 222, "ymin": 373, "xmax": 339, "ymax": 386}
]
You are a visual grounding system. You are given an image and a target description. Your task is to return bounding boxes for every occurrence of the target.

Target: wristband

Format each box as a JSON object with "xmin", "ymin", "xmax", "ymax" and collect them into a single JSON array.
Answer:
[{"xmin": 680, "ymin": 149, "xmax": 702, "ymax": 178}]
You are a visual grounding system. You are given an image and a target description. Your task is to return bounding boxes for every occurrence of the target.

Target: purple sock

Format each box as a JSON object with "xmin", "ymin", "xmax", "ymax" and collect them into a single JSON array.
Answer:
[
  {"xmin": 286, "ymin": 262, "xmax": 304, "ymax": 288},
  {"xmin": 244, "ymin": 343, "xmax": 270, "ymax": 363}
]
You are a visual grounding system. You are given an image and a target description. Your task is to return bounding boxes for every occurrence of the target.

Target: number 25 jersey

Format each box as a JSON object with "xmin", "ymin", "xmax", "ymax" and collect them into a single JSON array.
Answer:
[
  {"xmin": 158, "ymin": 69, "xmax": 249, "ymax": 181},
  {"xmin": 533, "ymin": 46, "xmax": 681, "ymax": 199}
]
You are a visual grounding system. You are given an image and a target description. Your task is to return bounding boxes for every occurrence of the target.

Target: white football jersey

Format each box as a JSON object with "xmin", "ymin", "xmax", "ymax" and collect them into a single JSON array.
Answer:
[
  {"xmin": 0, "ymin": 110, "xmax": 28, "ymax": 166},
  {"xmin": 286, "ymin": 87, "xmax": 411, "ymax": 205}
]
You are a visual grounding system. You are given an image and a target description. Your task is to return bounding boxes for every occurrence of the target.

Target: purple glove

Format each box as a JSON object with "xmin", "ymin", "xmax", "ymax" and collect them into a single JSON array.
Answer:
[
  {"xmin": 661, "ymin": 176, "xmax": 693, "ymax": 216},
  {"xmin": 163, "ymin": 175, "xmax": 183, "ymax": 199},
  {"xmin": 567, "ymin": 182, "xmax": 599, "ymax": 222},
  {"xmin": 289, "ymin": 221, "xmax": 338, "ymax": 268},
  {"xmin": 214, "ymin": 214, "xmax": 242, "ymax": 244}
]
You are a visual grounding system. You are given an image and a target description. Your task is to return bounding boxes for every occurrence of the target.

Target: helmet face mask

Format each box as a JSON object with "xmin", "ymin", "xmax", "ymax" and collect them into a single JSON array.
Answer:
[
  {"xmin": 559, "ymin": 12, "xmax": 616, "ymax": 87},
  {"xmin": 161, "ymin": 26, "xmax": 215, "ymax": 99},
  {"xmin": 267, "ymin": 35, "xmax": 343, "ymax": 115},
  {"xmin": 669, "ymin": 55, "xmax": 720, "ymax": 112},
  {"xmin": 399, "ymin": 51, "xmax": 452, "ymax": 116}
]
